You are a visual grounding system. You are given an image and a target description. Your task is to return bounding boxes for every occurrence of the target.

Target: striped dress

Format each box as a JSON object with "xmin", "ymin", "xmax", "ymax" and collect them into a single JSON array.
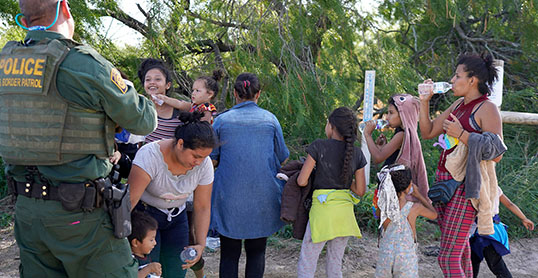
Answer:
[{"xmin": 144, "ymin": 108, "xmax": 182, "ymax": 143}]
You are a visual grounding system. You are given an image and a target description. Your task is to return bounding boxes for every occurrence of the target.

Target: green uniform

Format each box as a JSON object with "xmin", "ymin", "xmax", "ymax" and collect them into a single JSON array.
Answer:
[{"xmin": 1, "ymin": 31, "xmax": 157, "ymax": 278}]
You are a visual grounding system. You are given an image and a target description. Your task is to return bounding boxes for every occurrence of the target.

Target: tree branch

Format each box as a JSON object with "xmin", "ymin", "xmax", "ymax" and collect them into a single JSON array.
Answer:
[
  {"xmin": 185, "ymin": 39, "xmax": 238, "ymax": 54},
  {"xmin": 455, "ymin": 23, "xmax": 520, "ymax": 48},
  {"xmin": 136, "ymin": 4, "xmax": 149, "ymax": 19},
  {"xmin": 211, "ymin": 40, "xmax": 230, "ymax": 111},
  {"xmin": 186, "ymin": 10, "xmax": 250, "ymax": 29},
  {"xmin": 94, "ymin": 8, "xmax": 150, "ymax": 38}
]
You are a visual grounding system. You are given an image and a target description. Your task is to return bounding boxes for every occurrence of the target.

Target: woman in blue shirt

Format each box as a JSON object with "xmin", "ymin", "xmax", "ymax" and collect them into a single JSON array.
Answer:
[{"xmin": 211, "ymin": 72, "xmax": 289, "ymax": 278}]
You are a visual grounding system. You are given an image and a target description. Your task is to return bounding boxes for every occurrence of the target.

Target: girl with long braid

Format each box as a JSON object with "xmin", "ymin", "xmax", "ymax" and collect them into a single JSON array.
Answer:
[{"xmin": 296, "ymin": 107, "xmax": 367, "ymax": 277}]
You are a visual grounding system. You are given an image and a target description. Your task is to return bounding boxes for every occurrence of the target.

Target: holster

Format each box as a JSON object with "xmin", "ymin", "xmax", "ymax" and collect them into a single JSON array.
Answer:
[{"xmin": 95, "ymin": 178, "xmax": 132, "ymax": 238}]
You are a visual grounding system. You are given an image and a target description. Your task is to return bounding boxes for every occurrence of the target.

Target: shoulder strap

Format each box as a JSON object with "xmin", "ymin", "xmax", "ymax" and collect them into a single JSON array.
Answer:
[
  {"xmin": 469, "ymin": 100, "xmax": 487, "ymax": 131},
  {"xmin": 451, "ymin": 99, "xmax": 465, "ymax": 113},
  {"xmin": 401, "ymin": 201, "xmax": 414, "ymax": 217},
  {"xmin": 470, "ymin": 100, "xmax": 487, "ymax": 116},
  {"xmin": 172, "ymin": 108, "xmax": 181, "ymax": 118},
  {"xmin": 403, "ymin": 202, "xmax": 417, "ymax": 242}
]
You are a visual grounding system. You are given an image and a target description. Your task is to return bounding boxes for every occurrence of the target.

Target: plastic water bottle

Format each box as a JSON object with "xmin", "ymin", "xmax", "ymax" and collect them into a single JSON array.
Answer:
[
  {"xmin": 180, "ymin": 247, "xmax": 197, "ymax": 262},
  {"xmin": 206, "ymin": 236, "xmax": 221, "ymax": 250},
  {"xmin": 359, "ymin": 119, "xmax": 388, "ymax": 133},
  {"xmin": 418, "ymin": 82, "xmax": 452, "ymax": 94},
  {"xmin": 151, "ymin": 95, "xmax": 164, "ymax": 106}
]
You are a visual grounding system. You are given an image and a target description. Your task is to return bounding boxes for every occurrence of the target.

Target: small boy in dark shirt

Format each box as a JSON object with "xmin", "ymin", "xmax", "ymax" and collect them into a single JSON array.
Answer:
[{"xmin": 129, "ymin": 210, "xmax": 162, "ymax": 278}]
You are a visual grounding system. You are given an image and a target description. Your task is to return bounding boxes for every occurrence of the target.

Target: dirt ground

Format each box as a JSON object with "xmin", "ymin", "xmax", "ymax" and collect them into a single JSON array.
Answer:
[
  {"xmin": 1, "ymin": 195, "xmax": 537, "ymax": 278},
  {"xmin": 1, "ymin": 220, "xmax": 538, "ymax": 278}
]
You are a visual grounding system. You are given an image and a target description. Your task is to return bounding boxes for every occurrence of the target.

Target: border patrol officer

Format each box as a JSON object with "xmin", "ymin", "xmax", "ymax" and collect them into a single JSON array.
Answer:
[{"xmin": 0, "ymin": 1, "xmax": 157, "ymax": 277}]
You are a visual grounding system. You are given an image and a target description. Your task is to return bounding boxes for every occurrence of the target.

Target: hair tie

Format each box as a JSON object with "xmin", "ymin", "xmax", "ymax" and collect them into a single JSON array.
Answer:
[
  {"xmin": 243, "ymin": 80, "xmax": 250, "ymax": 88},
  {"xmin": 376, "ymin": 165, "xmax": 402, "ymax": 229}
]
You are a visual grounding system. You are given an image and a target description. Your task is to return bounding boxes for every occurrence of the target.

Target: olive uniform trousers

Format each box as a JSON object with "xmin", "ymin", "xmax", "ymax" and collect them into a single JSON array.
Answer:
[{"xmin": 15, "ymin": 196, "xmax": 137, "ymax": 278}]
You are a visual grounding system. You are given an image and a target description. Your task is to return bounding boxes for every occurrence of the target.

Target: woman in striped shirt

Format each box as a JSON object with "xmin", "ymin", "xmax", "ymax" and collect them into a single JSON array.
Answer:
[{"xmin": 138, "ymin": 58, "xmax": 183, "ymax": 143}]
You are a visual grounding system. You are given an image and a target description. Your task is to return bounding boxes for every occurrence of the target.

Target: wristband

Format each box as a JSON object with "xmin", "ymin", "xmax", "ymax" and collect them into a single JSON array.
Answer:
[{"xmin": 458, "ymin": 129, "xmax": 465, "ymax": 139}]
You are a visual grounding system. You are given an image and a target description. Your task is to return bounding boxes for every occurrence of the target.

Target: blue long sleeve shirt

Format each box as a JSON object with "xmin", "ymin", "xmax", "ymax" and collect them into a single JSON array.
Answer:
[{"xmin": 210, "ymin": 101, "xmax": 289, "ymax": 239}]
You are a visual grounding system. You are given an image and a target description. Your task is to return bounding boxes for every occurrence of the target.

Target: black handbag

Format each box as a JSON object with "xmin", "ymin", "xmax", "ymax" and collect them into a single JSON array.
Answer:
[{"xmin": 428, "ymin": 179, "xmax": 463, "ymax": 204}]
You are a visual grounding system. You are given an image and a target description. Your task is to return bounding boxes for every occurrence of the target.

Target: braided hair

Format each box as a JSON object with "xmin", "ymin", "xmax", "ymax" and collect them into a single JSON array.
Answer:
[
  {"xmin": 174, "ymin": 111, "xmax": 217, "ymax": 150},
  {"xmin": 328, "ymin": 107, "xmax": 358, "ymax": 185},
  {"xmin": 196, "ymin": 69, "xmax": 224, "ymax": 100},
  {"xmin": 234, "ymin": 72, "xmax": 260, "ymax": 100},
  {"xmin": 456, "ymin": 52, "xmax": 498, "ymax": 96}
]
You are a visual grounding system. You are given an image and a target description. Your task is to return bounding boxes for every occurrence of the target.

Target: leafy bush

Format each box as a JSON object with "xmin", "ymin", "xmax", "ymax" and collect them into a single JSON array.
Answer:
[
  {"xmin": 496, "ymin": 90, "xmax": 538, "ymax": 238},
  {"xmin": 499, "ymin": 161, "xmax": 538, "ymax": 239},
  {"xmin": 354, "ymin": 185, "xmax": 379, "ymax": 234}
]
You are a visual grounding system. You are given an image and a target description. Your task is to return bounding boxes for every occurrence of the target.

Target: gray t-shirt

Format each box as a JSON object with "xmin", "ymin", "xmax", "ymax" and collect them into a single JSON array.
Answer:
[{"xmin": 133, "ymin": 141, "xmax": 214, "ymax": 210}]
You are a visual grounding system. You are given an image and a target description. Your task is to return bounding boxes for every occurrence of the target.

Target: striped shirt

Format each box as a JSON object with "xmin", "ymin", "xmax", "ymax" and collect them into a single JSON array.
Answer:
[{"xmin": 144, "ymin": 108, "xmax": 182, "ymax": 143}]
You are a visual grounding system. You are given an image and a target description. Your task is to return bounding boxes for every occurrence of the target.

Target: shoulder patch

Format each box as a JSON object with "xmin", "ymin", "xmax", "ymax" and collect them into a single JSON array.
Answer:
[
  {"xmin": 110, "ymin": 68, "xmax": 127, "ymax": 94},
  {"xmin": 73, "ymin": 45, "xmax": 107, "ymax": 66}
]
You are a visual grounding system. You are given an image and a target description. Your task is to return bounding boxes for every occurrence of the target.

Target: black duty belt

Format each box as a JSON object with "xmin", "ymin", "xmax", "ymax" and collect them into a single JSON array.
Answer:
[
  {"xmin": 15, "ymin": 180, "xmax": 61, "ymax": 200},
  {"xmin": 13, "ymin": 180, "xmax": 97, "ymax": 202},
  {"xmin": 6, "ymin": 166, "xmax": 121, "ymax": 211},
  {"xmin": 8, "ymin": 178, "xmax": 102, "ymax": 211}
]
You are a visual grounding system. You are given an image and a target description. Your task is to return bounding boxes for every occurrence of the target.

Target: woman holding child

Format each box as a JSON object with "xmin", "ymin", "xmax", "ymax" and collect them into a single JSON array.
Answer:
[
  {"xmin": 129, "ymin": 111, "xmax": 216, "ymax": 278},
  {"xmin": 419, "ymin": 53, "xmax": 503, "ymax": 277}
]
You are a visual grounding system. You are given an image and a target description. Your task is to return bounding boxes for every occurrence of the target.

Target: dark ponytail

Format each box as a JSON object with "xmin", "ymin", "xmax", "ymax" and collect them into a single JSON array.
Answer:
[
  {"xmin": 196, "ymin": 69, "xmax": 224, "ymax": 100},
  {"xmin": 328, "ymin": 107, "xmax": 358, "ymax": 185},
  {"xmin": 174, "ymin": 111, "xmax": 217, "ymax": 150},
  {"xmin": 456, "ymin": 52, "xmax": 498, "ymax": 95},
  {"xmin": 234, "ymin": 72, "xmax": 260, "ymax": 100},
  {"xmin": 387, "ymin": 164, "xmax": 412, "ymax": 194}
]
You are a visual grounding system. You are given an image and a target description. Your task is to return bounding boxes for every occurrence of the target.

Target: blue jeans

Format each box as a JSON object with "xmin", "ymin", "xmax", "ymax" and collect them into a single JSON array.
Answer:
[{"xmin": 135, "ymin": 203, "xmax": 189, "ymax": 278}]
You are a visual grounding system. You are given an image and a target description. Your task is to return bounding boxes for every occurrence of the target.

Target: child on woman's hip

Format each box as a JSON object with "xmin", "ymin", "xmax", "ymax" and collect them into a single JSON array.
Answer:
[{"xmin": 152, "ymin": 70, "xmax": 223, "ymax": 123}]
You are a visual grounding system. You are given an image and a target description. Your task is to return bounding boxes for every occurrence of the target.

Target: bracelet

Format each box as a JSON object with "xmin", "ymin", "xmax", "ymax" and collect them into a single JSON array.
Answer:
[{"xmin": 458, "ymin": 129, "xmax": 465, "ymax": 139}]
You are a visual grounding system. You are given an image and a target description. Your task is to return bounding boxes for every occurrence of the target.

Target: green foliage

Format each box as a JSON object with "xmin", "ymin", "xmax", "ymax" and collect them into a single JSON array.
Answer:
[
  {"xmin": 354, "ymin": 186, "xmax": 380, "ymax": 234},
  {"xmin": 0, "ymin": 0, "xmax": 537, "ymax": 238},
  {"xmin": 0, "ymin": 0, "xmax": 19, "ymax": 23},
  {"xmin": 274, "ymin": 223, "xmax": 295, "ymax": 239},
  {"xmin": 0, "ymin": 25, "xmax": 24, "ymax": 46},
  {"xmin": 495, "ymin": 89, "xmax": 538, "ymax": 238},
  {"xmin": 0, "ymin": 212, "xmax": 13, "ymax": 228},
  {"xmin": 499, "ymin": 161, "xmax": 538, "ymax": 239}
]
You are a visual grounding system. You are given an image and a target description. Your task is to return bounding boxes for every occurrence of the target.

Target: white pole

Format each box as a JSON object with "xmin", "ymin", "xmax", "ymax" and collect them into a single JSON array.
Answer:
[
  {"xmin": 361, "ymin": 70, "xmax": 375, "ymax": 186},
  {"xmin": 489, "ymin": 59, "xmax": 504, "ymax": 108}
]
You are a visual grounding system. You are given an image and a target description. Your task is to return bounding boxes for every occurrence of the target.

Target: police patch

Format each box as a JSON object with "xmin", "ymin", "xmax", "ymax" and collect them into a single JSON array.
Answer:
[
  {"xmin": 110, "ymin": 68, "xmax": 127, "ymax": 94},
  {"xmin": 0, "ymin": 54, "xmax": 47, "ymax": 94}
]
